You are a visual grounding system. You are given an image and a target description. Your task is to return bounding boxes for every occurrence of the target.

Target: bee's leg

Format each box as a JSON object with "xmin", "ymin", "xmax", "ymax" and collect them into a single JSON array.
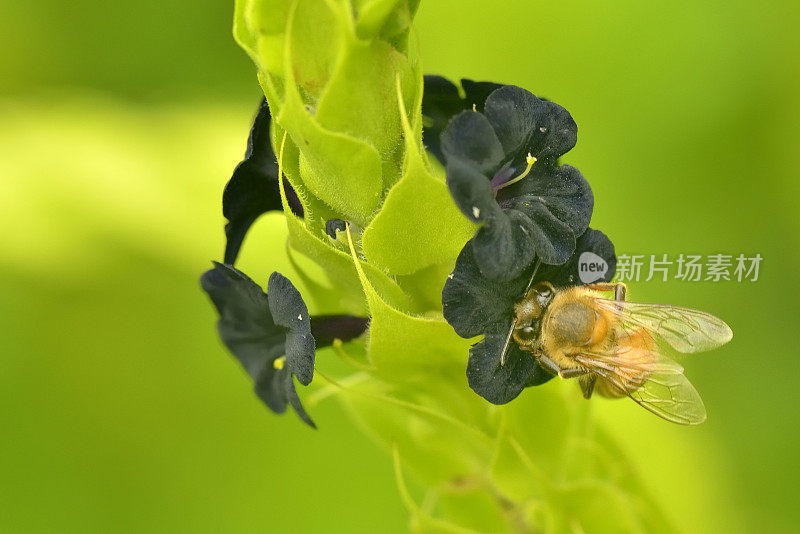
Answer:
[
  {"xmin": 537, "ymin": 354, "xmax": 589, "ymax": 380},
  {"xmin": 558, "ymin": 367, "xmax": 590, "ymax": 379},
  {"xmin": 536, "ymin": 354, "xmax": 561, "ymax": 376},
  {"xmin": 585, "ymin": 282, "xmax": 627, "ymax": 302},
  {"xmin": 614, "ymin": 283, "xmax": 626, "ymax": 302},
  {"xmin": 579, "ymin": 375, "xmax": 597, "ymax": 399}
]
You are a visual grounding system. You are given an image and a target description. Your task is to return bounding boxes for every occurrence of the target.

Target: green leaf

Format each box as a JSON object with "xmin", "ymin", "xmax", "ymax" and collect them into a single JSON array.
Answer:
[
  {"xmin": 272, "ymin": 65, "xmax": 384, "ymax": 226},
  {"xmin": 283, "ymin": 0, "xmax": 345, "ymax": 95},
  {"xmin": 362, "ymin": 78, "xmax": 475, "ymax": 275},
  {"xmin": 275, "ymin": 136, "xmax": 414, "ymax": 316},
  {"xmin": 335, "ymin": 379, "xmax": 490, "ymax": 485},
  {"xmin": 268, "ymin": 117, "xmax": 350, "ymax": 230},
  {"xmin": 352, "ymin": 0, "xmax": 419, "ymax": 46},
  {"xmin": 347, "ymin": 227, "xmax": 471, "ymax": 379},
  {"xmin": 315, "ymin": 38, "xmax": 414, "ymax": 167},
  {"xmin": 284, "ymin": 195, "xmax": 410, "ymax": 315},
  {"xmin": 353, "ymin": 0, "xmax": 404, "ymax": 40},
  {"xmin": 394, "ymin": 261, "xmax": 454, "ymax": 312},
  {"xmin": 246, "ymin": 2, "xmax": 384, "ymax": 226},
  {"xmin": 249, "ymin": 1, "xmax": 424, "ymax": 227},
  {"xmin": 232, "ymin": 0, "xmax": 260, "ymax": 67},
  {"xmin": 235, "ymin": 0, "xmax": 293, "ymax": 75}
]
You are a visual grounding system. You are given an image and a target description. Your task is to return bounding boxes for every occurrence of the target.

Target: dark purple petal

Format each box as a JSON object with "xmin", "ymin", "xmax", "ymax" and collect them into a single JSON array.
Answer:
[
  {"xmin": 310, "ymin": 315, "xmax": 369, "ymax": 346},
  {"xmin": 466, "ymin": 326, "xmax": 552, "ymax": 405},
  {"xmin": 223, "ymin": 98, "xmax": 303, "ymax": 264},
  {"xmin": 422, "ymin": 75, "xmax": 503, "ymax": 164},
  {"xmin": 267, "ymin": 272, "xmax": 315, "ymax": 386}
]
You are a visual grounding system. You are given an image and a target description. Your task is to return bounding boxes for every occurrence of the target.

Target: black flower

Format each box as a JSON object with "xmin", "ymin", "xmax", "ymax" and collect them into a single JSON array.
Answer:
[
  {"xmin": 222, "ymin": 98, "xmax": 303, "ymax": 265},
  {"xmin": 325, "ymin": 218, "xmax": 347, "ymax": 239},
  {"xmin": 200, "ymin": 262, "xmax": 368, "ymax": 427},
  {"xmin": 421, "ymin": 75, "xmax": 503, "ymax": 165},
  {"xmin": 441, "ymin": 229, "xmax": 616, "ymax": 405},
  {"xmin": 440, "ymin": 85, "xmax": 593, "ymax": 280}
]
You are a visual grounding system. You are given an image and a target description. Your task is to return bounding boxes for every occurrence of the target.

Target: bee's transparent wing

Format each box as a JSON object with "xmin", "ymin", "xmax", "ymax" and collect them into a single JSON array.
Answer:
[
  {"xmin": 595, "ymin": 299, "xmax": 732, "ymax": 353},
  {"xmin": 575, "ymin": 341, "xmax": 707, "ymax": 425},
  {"xmin": 629, "ymin": 369, "xmax": 706, "ymax": 425}
]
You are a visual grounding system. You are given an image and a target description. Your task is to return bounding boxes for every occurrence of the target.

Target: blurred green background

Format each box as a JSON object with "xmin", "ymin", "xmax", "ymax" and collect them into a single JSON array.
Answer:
[{"xmin": 1, "ymin": 1, "xmax": 799, "ymax": 532}]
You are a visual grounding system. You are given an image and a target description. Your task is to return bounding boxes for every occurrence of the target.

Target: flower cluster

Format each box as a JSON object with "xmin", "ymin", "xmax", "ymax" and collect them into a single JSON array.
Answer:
[
  {"xmin": 434, "ymin": 80, "xmax": 617, "ymax": 404},
  {"xmin": 204, "ymin": 78, "xmax": 616, "ymax": 423}
]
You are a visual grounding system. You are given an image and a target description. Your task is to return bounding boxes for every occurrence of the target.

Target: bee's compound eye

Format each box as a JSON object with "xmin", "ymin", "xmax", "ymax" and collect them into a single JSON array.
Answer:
[{"xmin": 516, "ymin": 323, "xmax": 539, "ymax": 342}]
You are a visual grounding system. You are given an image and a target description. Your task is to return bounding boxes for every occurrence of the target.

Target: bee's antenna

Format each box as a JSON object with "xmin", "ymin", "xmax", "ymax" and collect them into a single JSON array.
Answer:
[
  {"xmin": 500, "ymin": 259, "xmax": 542, "ymax": 366},
  {"xmin": 524, "ymin": 258, "xmax": 542, "ymax": 292},
  {"xmin": 499, "ymin": 319, "xmax": 517, "ymax": 367}
]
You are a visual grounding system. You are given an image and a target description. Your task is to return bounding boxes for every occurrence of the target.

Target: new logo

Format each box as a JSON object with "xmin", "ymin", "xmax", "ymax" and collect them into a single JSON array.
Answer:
[{"xmin": 578, "ymin": 252, "xmax": 609, "ymax": 283}]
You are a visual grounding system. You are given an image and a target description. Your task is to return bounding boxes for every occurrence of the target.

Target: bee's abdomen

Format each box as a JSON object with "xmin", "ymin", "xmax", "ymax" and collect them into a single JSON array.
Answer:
[{"xmin": 596, "ymin": 327, "xmax": 656, "ymax": 398}]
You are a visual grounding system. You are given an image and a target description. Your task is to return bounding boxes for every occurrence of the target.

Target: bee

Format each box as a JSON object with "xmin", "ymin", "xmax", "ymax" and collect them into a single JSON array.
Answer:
[{"xmin": 508, "ymin": 281, "xmax": 732, "ymax": 424}]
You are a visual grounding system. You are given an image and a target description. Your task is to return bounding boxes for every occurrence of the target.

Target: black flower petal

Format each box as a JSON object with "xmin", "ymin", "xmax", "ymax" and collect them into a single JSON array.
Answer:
[
  {"xmin": 484, "ymin": 86, "xmax": 577, "ymax": 164},
  {"xmin": 469, "ymin": 208, "xmax": 542, "ymax": 281},
  {"xmin": 222, "ymin": 98, "xmax": 303, "ymax": 265},
  {"xmin": 422, "ymin": 76, "xmax": 503, "ymax": 164},
  {"xmin": 200, "ymin": 262, "xmax": 315, "ymax": 426},
  {"xmin": 455, "ymin": 164, "xmax": 593, "ymax": 280},
  {"xmin": 476, "ymin": 165, "xmax": 593, "ymax": 277},
  {"xmin": 201, "ymin": 263, "xmax": 370, "ymax": 428},
  {"xmin": 325, "ymin": 218, "xmax": 347, "ymax": 239},
  {"xmin": 440, "ymin": 85, "xmax": 589, "ymax": 280},
  {"xmin": 482, "ymin": 86, "xmax": 543, "ymax": 159},
  {"xmin": 284, "ymin": 374, "xmax": 316, "ymax": 428},
  {"xmin": 253, "ymin": 370, "xmax": 316, "ymax": 428},
  {"xmin": 310, "ymin": 315, "xmax": 370, "ymax": 345},
  {"xmin": 442, "ymin": 245, "xmax": 530, "ymax": 338},
  {"xmin": 466, "ymin": 327, "xmax": 552, "ymax": 405},
  {"xmin": 267, "ymin": 272, "xmax": 315, "ymax": 385},
  {"xmin": 254, "ymin": 360, "xmax": 290, "ymax": 414},
  {"xmin": 200, "ymin": 262, "xmax": 285, "ymax": 378},
  {"xmin": 445, "ymin": 158, "xmax": 504, "ymax": 224},
  {"xmin": 499, "ymin": 164, "xmax": 593, "ymax": 234},
  {"xmin": 534, "ymin": 100, "xmax": 579, "ymax": 162},
  {"xmin": 441, "ymin": 111, "xmax": 505, "ymax": 174},
  {"xmin": 538, "ymin": 228, "xmax": 617, "ymax": 286}
]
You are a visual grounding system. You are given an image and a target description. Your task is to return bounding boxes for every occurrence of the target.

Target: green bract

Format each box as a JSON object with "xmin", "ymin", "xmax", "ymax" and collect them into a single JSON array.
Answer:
[
  {"xmin": 236, "ymin": 0, "xmax": 421, "ymax": 227},
  {"xmin": 361, "ymin": 81, "xmax": 475, "ymax": 275}
]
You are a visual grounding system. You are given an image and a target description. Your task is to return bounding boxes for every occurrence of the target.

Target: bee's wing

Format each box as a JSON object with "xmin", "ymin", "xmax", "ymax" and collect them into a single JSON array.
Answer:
[
  {"xmin": 594, "ymin": 299, "xmax": 732, "ymax": 353},
  {"xmin": 575, "ymin": 342, "xmax": 707, "ymax": 425},
  {"xmin": 628, "ymin": 369, "xmax": 706, "ymax": 425}
]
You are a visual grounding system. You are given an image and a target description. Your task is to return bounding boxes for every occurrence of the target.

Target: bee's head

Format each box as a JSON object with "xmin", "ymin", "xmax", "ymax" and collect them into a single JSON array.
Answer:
[{"xmin": 512, "ymin": 282, "xmax": 555, "ymax": 347}]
